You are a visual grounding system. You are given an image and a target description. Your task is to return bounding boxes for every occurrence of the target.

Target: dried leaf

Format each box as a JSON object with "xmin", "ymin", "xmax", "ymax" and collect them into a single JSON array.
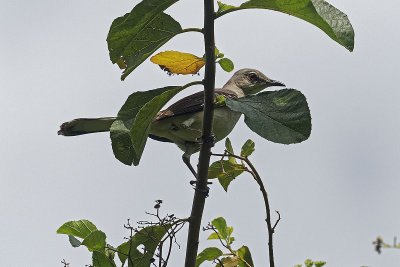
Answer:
[{"xmin": 150, "ymin": 51, "xmax": 205, "ymax": 75}]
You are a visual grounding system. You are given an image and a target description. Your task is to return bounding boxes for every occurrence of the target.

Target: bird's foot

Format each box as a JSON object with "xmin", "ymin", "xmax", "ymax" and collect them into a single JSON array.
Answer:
[
  {"xmin": 190, "ymin": 180, "xmax": 212, "ymax": 197},
  {"xmin": 193, "ymin": 185, "xmax": 210, "ymax": 197},
  {"xmin": 190, "ymin": 180, "xmax": 213, "ymax": 185},
  {"xmin": 201, "ymin": 133, "xmax": 216, "ymax": 147}
]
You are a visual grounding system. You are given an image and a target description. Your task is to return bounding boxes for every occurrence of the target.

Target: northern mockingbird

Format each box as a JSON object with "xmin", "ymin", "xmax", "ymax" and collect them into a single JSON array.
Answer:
[{"xmin": 58, "ymin": 68, "xmax": 284, "ymax": 176}]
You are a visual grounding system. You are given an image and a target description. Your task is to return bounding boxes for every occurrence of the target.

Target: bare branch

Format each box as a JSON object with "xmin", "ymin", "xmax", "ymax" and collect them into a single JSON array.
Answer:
[{"xmin": 272, "ymin": 211, "xmax": 281, "ymax": 233}]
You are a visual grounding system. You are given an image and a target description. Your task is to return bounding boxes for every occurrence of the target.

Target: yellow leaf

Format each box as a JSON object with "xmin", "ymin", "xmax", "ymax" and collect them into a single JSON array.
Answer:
[{"xmin": 150, "ymin": 51, "xmax": 205, "ymax": 75}]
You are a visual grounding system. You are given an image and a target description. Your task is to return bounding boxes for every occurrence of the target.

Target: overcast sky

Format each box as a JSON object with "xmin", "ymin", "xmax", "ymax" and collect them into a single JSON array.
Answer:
[{"xmin": 1, "ymin": 0, "xmax": 400, "ymax": 266}]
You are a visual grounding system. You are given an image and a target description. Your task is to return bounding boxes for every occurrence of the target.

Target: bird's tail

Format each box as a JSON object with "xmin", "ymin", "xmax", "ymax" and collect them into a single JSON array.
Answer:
[{"xmin": 58, "ymin": 117, "xmax": 117, "ymax": 136}]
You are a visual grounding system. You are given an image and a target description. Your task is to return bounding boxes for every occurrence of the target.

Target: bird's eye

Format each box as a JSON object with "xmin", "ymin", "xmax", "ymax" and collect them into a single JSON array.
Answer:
[{"xmin": 249, "ymin": 73, "xmax": 258, "ymax": 81}]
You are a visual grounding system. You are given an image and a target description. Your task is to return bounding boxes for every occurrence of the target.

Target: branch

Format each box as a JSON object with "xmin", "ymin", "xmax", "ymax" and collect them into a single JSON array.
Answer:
[
  {"xmin": 211, "ymin": 150, "xmax": 280, "ymax": 267},
  {"xmin": 184, "ymin": 0, "xmax": 216, "ymax": 266},
  {"xmin": 242, "ymin": 157, "xmax": 277, "ymax": 267}
]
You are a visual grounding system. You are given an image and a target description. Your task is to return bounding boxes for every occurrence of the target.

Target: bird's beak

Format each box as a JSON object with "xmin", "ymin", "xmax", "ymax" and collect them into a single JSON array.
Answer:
[{"xmin": 268, "ymin": 79, "xmax": 285, "ymax": 87}]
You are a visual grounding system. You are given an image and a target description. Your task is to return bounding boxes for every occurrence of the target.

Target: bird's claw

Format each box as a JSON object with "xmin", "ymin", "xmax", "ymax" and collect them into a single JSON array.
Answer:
[
  {"xmin": 193, "ymin": 186, "xmax": 210, "ymax": 197},
  {"xmin": 190, "ymin": 180, "xmax": 212, "ymax": 185},
  {"xmin": 202, "ymin": 133, "xmax": 216, "ymax": 147}
]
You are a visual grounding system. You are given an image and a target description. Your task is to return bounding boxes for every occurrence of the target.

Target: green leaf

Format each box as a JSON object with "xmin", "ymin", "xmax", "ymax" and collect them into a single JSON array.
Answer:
[
  {"xmin": 305, "ymin": 259, "xmax": 314, "ymax": 267},
  {"xmin": 208, "ymin": 160, "xmax": 245, "ymax": 179},
  {"xmin": 130, "ymin": 86, "xmax": 187, "ymax": 165},
  {"xmin": 110, "ymin": 120, "xmax": 137, "ymax": 165},
  {"xmin": 217, "ymin": 1, "xmax": 237, "ymax": 15},
  {"xmin": 217, "ymin": 175, "xmax": 235, "ymax": 192},
  {"xmin": 225, "ymin": 138, "xmax": 236, "ymax": 164},
  {"xmin": 212, "ymin": 217, "xmax": 228, "ymax": 239},
  {"xmin": 57, "ymin": 220, "xmax": 98, "ymax": 239},
  {"xmin": 208, "ymin": 160, "xmax": 245, "ymax": 191},
  {"xmin": 107, "ymin": 0, "xmax": 182, "ymax": 80},
  {"xmin": 225, "ymin": 138, "xmax": 234, "ymax": 154},
  {"xmin": 217, "ymin": 58, "xmax": 234, "ymax": 72},
  {"xmin": 92, "ymin": 251, "xmax": 115, "ymax": 267},
  {"xmin": 68, "ymin": 235, "xmax": 82, "ymax": 248},
  {"xmin": 215, "ymin": 47, "xmax": 220, "ymax": 57},
  {"xmin": 117, "ymin": 225, "xmax": 170, "ymax": 266},
  {"xmin": 207, "ymin": 232, "xmax": 220, "ymax": 240},
  {"xmin": 214, "ymin": 95, "xmax": 227, "ymax": 108},
  {"xmin": 227, "ymin": 227, "xmax": 234, "ymax": 237},
  {"xmin": 226, "ymin": 89, "xmax": 311, "ymax": 144},
  {"xmin": 314, "ymin": 261, "xmax": 326, "ymax": 267},
  {"xmin": 196, "ymin": 247, "xmax": 223, "ymax": 267},
  {"xmin": 82, "ymin": 230, "xmax": 107, "ymax": 252},
  {"xmin": 110, "ymin": 86, "xmax": 180, "ymax": 165},
  {"xmin": 218, "ymin": 0, "xmax": 354, "ymax": 51},
  {"xmin": 241, "ymin": 139, "xmax": 255, "ymax": 157},
  {"xmin": 237, "ymin": 246, "xmax": 254, "ymax": 267}
]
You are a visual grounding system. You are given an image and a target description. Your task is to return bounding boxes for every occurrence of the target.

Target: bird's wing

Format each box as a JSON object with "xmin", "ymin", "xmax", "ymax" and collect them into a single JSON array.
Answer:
[{"xmin": 154, "ymin": 89, "xmax": 239, "ymax": 121}]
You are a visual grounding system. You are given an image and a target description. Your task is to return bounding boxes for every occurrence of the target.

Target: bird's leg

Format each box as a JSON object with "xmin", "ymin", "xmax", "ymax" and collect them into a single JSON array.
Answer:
[
  {"xmin": 182, "ymin": 152, "xmax": 197, "ymax": 178},
  {"xmin": 201, "ymin": 133, "xmax": 216, "ymax": 147},
  {"xmin": 183, "ymin": 147, "xmax": 212, "ymax": 198}
]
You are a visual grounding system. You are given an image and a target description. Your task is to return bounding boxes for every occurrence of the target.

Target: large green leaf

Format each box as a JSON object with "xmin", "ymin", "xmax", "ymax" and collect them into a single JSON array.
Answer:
[
  {"xmin": 82, "ymin": 230, "xmax": 107, "ymax": 252},
  {"xmin": 57, "ymin": 220, "xmax": 98, "ymax": 239},
  {"xmin": 92, "ymin": 251, "xmax": 115, "ymax": 267},
  {"xmin": 117, "ymin": 225, "xmax": 170, "ymax": 267},
  {"xmin": 216, "ymin": 0, "xmax": 354, "ymax": 51},
  {"xmin": 110, "ymin": 86, "xmax": 179, "ymax": 165},
  {"xmin": 130, "ymin": 86, "xmax": 186, "ymax": 165},
  {"xmin": 195, "ymin": 247, "xmax": 223, "ymax": 267},
  {"xmin": 107, "ymin": 0, "xmax": 181, "ymax": 80},
  {"xmin": 226, "ymin": 89, "xmax": 311, "ymax": 144}
]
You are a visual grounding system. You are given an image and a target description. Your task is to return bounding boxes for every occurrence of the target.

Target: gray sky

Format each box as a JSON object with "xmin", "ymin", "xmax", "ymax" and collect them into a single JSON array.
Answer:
[{"xmin": 1, "ymin": 0, "xmax": 399, "ymax": 266}]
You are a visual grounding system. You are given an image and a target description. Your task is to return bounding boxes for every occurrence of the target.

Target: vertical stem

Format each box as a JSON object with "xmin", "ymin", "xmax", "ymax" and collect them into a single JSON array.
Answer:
[
  {"xmin": 245, "ymin": 158, "xmax": 275, "ymax": 267},
  {"xmin": 184, "ymin": 1, "xmax": 215, "ymax": 266}
]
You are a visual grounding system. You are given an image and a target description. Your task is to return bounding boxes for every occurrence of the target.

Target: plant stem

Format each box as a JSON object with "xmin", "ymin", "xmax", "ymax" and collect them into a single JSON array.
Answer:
[
  {"xmin": 244, "ymin": 158, "xmax": 275, "ymax": 267},
  {"xmin": 211, "ymin": 151, "xmax": 277, "ymax": 267},
  {"xmin": 181, "ymin": 28, "xmax": 203, "ymax": 33},
  {"xmin": 184, "ymin": 1, "xmax": 216, "ymax": 266}
]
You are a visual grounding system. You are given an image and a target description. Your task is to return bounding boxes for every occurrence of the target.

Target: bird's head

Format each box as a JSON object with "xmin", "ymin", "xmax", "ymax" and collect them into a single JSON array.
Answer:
[{"xmin": 224, "ymin": 68, "xmax": 285, "ymax": 95}]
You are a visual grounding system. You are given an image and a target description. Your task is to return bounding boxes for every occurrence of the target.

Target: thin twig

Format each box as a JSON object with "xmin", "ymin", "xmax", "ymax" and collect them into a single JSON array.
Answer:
[
  {"xmin": 216, "ymin": 258, "xmax": 225, "ymax": 266},
  {"xmin": 124, "ymin": 219, "xmax": 135, "ymax": 267},
  {"xmin": 272, "ymin": 211, "xmax": 281, "ymax": 232}
]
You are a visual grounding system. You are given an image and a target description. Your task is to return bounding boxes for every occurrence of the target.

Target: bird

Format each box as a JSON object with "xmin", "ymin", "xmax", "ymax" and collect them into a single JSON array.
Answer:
[{"xmin": 58, "ymin": 68, "xmax": 285, "ymax": 177}]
